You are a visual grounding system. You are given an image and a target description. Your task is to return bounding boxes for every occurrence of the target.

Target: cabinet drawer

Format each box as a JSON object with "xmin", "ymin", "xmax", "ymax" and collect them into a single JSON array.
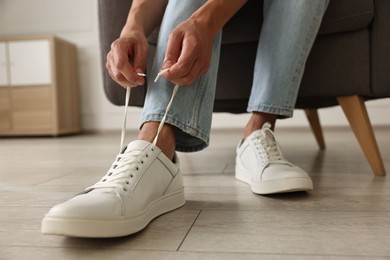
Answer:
[
  {"xmin": 11, "ymin": 86, "xmax": 53, "ymax": 131},
  {"xmin": 0, "ymin": 88, "xmax": 11, "ymax": 130},
  {"xmin": 11, "ymin": 86, "xmax": 52, "ymax": 112},
  {"xmin": 12, "ymin": 111, "xmax": 52, "ymax": 131}
]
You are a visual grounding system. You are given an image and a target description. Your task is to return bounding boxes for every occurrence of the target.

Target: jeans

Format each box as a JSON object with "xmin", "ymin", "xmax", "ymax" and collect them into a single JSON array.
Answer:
[{"xmin": 141, "ymin": 0, "xmax": 330, "ymax": 152}]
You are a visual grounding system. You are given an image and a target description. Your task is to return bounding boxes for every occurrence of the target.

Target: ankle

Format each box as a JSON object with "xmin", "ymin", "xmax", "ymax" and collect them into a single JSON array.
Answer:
[
  {"xmin": 243, "ymin": 112, "xmax": 277, "ymax": 139},
  {"xmin": 138, "ymin": 122, "xmax": 176, "ymax": 160}
]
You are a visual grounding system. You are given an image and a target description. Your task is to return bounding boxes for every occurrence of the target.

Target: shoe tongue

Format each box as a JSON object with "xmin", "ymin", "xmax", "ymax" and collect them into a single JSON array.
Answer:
[
  {"xmin": 247, "ymin": 128, "xmax": 277, "ymax": 145},
  {"xmin": 88, "ymin": 140, "xmax": 153, "ymax": 195},
  {"xmin": 246, "ymin": 123, "xmax": 273, "ymax": 140},
  {"xmin": 248, "ymin": 129, "xmax": 265, "ymax": 139},
  {"xmin": 124, "ymin": 140, "xmax": 152, "ymax": 153}
]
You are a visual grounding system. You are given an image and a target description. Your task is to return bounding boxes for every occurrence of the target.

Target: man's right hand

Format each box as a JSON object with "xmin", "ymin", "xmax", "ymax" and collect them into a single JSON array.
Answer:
[{"xmin": 106, "ymin": 31, "xmax": 149, "ymax": 88}]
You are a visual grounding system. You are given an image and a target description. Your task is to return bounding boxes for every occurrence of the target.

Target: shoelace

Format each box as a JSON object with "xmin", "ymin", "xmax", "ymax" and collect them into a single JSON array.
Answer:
[
  {"xmin": 254, "ymin": 124, "xmax": 284, "ymax": 163},
  {"xmin": 89, "ymin": 149, "xmax": 145, "ymax": 191},
  {"xmin": 120, "ymin": 69, "xmax": 178, "ymax": 151},
  {"xmin": 151, "ymin": 69, "xmax": 179, "ymax": 148},
  {"xmin": 89, "ymin": 69, "xmax": 179, "ymax": 191}
]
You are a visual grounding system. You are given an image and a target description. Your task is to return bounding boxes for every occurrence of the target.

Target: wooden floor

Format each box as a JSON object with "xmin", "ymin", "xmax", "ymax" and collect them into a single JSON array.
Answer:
[{"xmin": 1, "ymin": 127, "xmax": 390, "ymax": 259}]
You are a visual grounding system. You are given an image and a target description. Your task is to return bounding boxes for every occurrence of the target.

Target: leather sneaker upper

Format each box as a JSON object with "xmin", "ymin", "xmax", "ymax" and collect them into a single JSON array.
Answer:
[
  {"xmin": 236, "ymin": 123, "xmax": 313, "ymax": 194},
  {"xmin": 45, "ymin": 140, "xmax": 183, "ymax": 220}
]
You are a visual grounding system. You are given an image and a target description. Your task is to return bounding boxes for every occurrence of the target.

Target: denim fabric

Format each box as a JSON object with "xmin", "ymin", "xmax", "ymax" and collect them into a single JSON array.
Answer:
[
  {"xmin": 247, "ymin": 0, "xmax": 330, "ymax": 118},
  {"xmin": 140, "ymin": 0, "xmax": 329, "ymax": 152}
]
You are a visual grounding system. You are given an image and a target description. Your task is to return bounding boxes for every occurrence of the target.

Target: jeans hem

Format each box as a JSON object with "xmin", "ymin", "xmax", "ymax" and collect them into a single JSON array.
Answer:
[
  {"xmin": 140, "ymin": 114, "xmax": 209, "ymax": 153},
  {"xmin": 247, "ymin": 104, "xmax": 294, "ymax": 118}
]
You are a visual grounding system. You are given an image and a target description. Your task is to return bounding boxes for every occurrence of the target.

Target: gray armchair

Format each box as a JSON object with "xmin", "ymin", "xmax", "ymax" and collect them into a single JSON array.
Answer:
[{"xmin": 98, "ymin": 0, "xmax": 389, "ymax": 176}]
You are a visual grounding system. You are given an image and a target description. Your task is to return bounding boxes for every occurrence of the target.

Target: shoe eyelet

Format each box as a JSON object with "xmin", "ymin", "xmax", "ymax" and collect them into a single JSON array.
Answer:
[
  {"xmin": 130, "ymin": 174, "xmax": 134, "ymax": 178},
  {"xmin": 146, "ymin": 154, "xmax": 149, "ymax": 158},
  {"xmin": 136, "ymin": 167, "xmax": 139, "ymax": 171},
  {"xmin": 123, "ymin": 188, "xmax": 127, "ymax": 192},
  {"xmin": 125, "ymin": 181, "xmax": 130, "ymax": 185},
  {"xmin": 102, "ymin": 179, "xmax": 106, "ymax": 182},
  {"xmin": 141, "ymin": 160, "xmax": 144, "ymax": 164}
]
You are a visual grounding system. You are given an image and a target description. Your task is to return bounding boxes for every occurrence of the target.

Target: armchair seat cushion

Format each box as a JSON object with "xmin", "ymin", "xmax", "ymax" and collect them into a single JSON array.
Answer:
[{"xmin": 319, "ymin": 0, "xmax": 374, "ymax": 35}]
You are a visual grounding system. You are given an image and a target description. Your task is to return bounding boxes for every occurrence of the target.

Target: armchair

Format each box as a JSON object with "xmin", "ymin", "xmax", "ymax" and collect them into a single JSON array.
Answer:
[{"xmin": 98, "ymin": 0, "xmax": 389, "ymax": 176}]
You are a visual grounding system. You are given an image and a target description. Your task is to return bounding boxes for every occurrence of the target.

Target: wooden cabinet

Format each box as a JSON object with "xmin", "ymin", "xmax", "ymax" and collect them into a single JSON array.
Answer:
[
  {"xmin": 0, "ymin": 36, "xmax": 80, "ymax": 136},
  {"xmin": 0, "ymin": 88, "xmax": 11, "ymax": 131}
]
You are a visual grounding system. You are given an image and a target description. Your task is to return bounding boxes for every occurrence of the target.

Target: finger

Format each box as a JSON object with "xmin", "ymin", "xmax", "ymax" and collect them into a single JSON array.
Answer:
[
  {"xmin": 110, "ymin": 41, "xmax": 142, "ymax": 86},
  {"xmin": 164, "ymin": 35, "xmax": 198, "ymax": 81},
  {"xmin": 162, "ymin": 31, "xmax": 183, "ymax": 71},
  {"xmin": 132, "ymin": 43, "xmax": 148, "ymax": 85},
  {"xmin": 107, "ymin": 71, "xmax": 133, "ymax": 89},
  {"xmin": 106, "ymin": 56, "xmax": 137, "ymax": 88},
  {"xmin": 111, "ymin": 49, "xmax": 138, "ymax": 83},
  {"xmin": 107, "ymin": 49, "xmax": 133, "ymax": 85},
  {"xmin": 172, "ymin": 58, "xmax": 204, "ymax": 86}
]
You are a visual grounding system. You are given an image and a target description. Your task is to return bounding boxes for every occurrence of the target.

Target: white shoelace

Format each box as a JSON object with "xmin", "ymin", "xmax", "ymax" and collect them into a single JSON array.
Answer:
[
  {"xmin": 151, "ymin": 69, "xmax": 179, "ymax": 147},
  {"xmin": 89, "ymin": 149, "xmax": 145, "ymax": 191},
  {"xmin": 254, "ymin": 124, "xmax": 284, "ymax": 163},
  {"xmin": 89, "ymin": 69, "xmax": 179, "ymax": 191},
  {"xmin": 119, "ymin": 69, "xmax": 179, "ymax": 151}
]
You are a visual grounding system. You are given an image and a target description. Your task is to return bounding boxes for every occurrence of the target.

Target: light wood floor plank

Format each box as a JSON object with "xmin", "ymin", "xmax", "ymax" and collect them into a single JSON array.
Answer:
[
  {"xmin": 180, "ymin": 209, "xmax": 390, "ymax": 256},
  {"xmin": 0, "ymin": 208, "xmax": 200, "ymax": 251},
  {"xmin": 4, "ymin": 246, "xmax": 387, "ymax": 260}
]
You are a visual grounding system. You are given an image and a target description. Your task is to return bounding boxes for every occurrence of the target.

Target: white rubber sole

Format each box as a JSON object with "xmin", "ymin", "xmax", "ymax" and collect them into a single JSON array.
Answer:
[
  {"xmin": 41, "ymin": 188, "xmax": 185, "ymax": 238},
  {"xmin": 235, "ymin": 165, "xmax": 313, "ymax": 195}
]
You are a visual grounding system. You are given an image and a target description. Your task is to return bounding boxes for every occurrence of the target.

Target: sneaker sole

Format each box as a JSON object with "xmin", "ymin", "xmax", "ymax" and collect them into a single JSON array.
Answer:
[
  {"xmin": 41, "ymin": 188, "xmax": 185, "ymax": 238},
  {"xmin": 235, "ymin": 165, "xmax": 313, "ymax": 195}
]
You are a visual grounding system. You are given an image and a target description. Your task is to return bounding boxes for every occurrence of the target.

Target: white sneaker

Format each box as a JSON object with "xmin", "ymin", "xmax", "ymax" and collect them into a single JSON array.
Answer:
[
  {"xmin": 235, "ymin": 123, "xmax": 313, "ymax": 195},
  {"xmin": 41, "ymin": 140, "xmax": 185, "ymax": 237}
]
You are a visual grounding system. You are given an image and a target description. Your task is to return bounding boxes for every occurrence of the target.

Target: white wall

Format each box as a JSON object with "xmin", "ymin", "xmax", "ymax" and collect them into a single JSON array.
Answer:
[{"xmin": 1, "ymin": 0, "xmax": 389, "ymax": 131}]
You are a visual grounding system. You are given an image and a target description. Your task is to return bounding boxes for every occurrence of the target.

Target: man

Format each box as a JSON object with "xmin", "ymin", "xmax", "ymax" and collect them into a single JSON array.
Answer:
[{"xmin": 42, "ymin": 0, "xmax": 330, "ymax": 237}]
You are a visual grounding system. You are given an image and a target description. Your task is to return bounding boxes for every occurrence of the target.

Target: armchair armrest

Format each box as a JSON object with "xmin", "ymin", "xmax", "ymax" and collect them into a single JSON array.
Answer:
[
  {"xmin": 98, "ymin": 0, "xmax": 147, "ymax": 106},
  {"xmin": 370, "ymin": 0, "xmax": 390, "ymax": 96}
]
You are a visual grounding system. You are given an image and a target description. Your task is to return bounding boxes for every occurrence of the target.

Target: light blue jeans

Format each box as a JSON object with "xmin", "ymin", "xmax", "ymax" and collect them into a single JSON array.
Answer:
[{"xmin": 141, "ymin": 0, "xmax": 330, "ymax": 152}]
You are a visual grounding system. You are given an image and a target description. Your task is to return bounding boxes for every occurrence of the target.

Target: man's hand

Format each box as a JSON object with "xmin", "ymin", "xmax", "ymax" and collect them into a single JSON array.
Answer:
[
  {"xmin": 106, "ymin": 31, "xmax": 149, "ymax": 88},
  {"xmin": 160, "ymin": 0, "xmax": 247, "ymax": 86},
  {"xmin": 161, "ymin": 19, "xmax": 214, "ymax": 86},
  {"xmin": 106, "ymin": 0, "xmax": 168, "ymax": 88}
]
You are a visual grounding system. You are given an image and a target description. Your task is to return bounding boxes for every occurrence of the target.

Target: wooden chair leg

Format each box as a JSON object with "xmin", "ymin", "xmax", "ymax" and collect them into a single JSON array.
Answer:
[
  {"xmin": 337, "ymin": 95, "xmax": 386, "ymax": 176},
  {"xmin": 304, "ymin": 109, "xmax": 326, "ymax": 150}
]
